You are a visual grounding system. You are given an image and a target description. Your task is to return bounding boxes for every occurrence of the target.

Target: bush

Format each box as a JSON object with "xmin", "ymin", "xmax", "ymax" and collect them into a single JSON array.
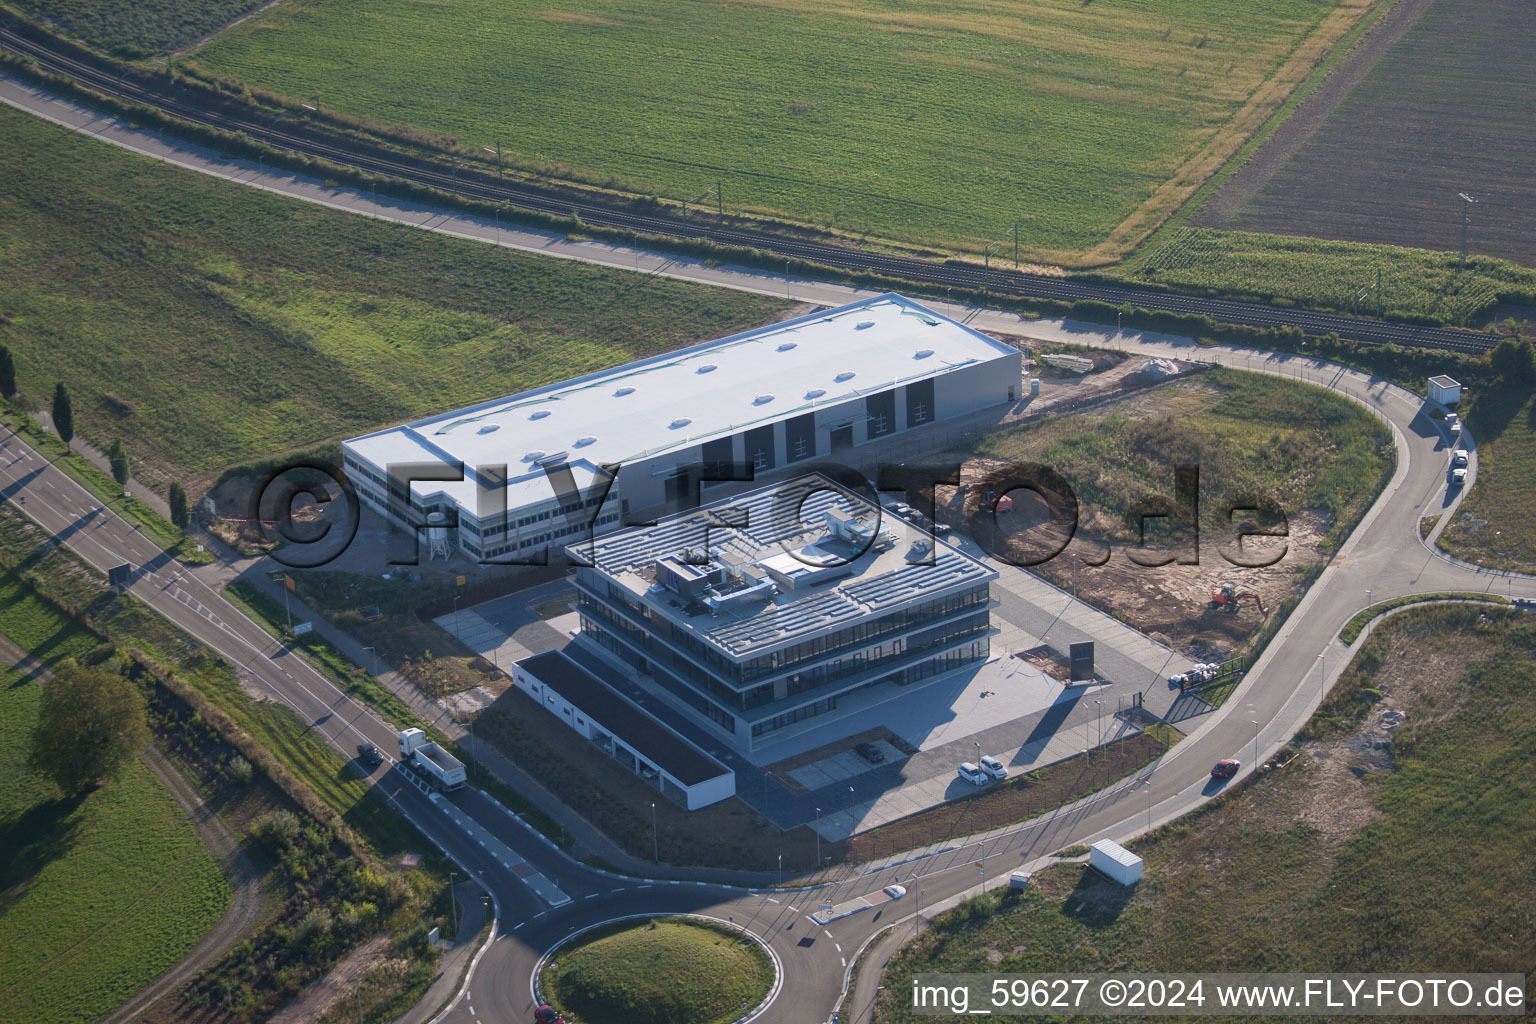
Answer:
[{"xmin": 252, "ymin": 809, "xmax": 302, "ymax": 849}]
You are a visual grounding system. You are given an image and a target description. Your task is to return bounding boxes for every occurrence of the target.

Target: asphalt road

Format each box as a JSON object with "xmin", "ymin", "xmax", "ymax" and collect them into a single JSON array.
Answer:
[{"xmin": 2, "ymin": 75, "xmax": 1534, "ymax": 1024}]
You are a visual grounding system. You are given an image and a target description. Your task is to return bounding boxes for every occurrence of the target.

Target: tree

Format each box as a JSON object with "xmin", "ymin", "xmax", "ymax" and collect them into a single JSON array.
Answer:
[
  {"xmin": 0, "ymin": 345, "xmax": 14, "ymax": 398},
  {"xmin": 52, "ymin": 382, "xmax": 73, "ymax": 445},
  {"xmin": 29, "ymin": 661, "xmax": 149, "ymax": 796},
  {"xmin": 108, "ymin": 438, "xmax": 130, "ymax": 488},
  {"xmin": 1489, "ymin": 337, "xmax": 1536, "ymax": 384},
  {"xmin": 169, "ymin": 482, "xmax": 189, "ymax": 529}
]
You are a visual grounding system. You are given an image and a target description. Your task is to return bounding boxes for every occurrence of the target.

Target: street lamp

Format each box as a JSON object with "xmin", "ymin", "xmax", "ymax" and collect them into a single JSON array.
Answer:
[
  {"xmin": 1093, "ymin": 699, "xmax": 1103, "ymax": 752},
  {"xmin": 778, "ymin": 852, "xmax": 783, "ymax": 886},
  {"xmin": 447, "ymin": 870, "xmax": 458, "ymax": 937},
  {"xmin": 1250, "ymin": 720, "xmax": 1259, "ymax": 767},
  {"xmin": 1318, "ymin": 651, "xmax": 1327, "ymax": 701},
  {"xmin": 916, "ymin": 888, "xmax": 925, "ymax": 936},
  {"xmin": 814, "ymin": 806, "xmax": 821, "ymax": 869},
  {"xmin": 651, "ymin": 802, "xmax": 659, "ymax": 862}
]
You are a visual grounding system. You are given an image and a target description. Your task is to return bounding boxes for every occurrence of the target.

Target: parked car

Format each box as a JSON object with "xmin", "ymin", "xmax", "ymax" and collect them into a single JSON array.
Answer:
[
  {"xmin": 882, "ymin": 884, "xmax": 907, "ymax": 900},
  {"xmin": 1451, "ymin": 449, "xmax": 1469, "ymax": 467},
  {"xmin": 1512, "ymin": 596, "xmax": 1535, "ymax": 610},
  {"xmin": 357, "ymin": 741, "xmax": 383, "ymax": 768},
  {"xmin": 1451, "ymin": 467, "xmax": 1468, "ymax": 486},
  {"xmin": 1210, "ymin": 758, "xmax": 1241, "ymax": 780},
  {"xmin": 853, "ymin": 742, "xmax": 885, "ymax": 764},
  {"xmin": 956, "ymin": 762, "xmax": 988, "ymax": 786},
  {"xmin": 533, "ymin": 1007, "xmax": 566, "ymax": 1024},
  {"xmin": 978, "ymin": 755, "xmax": 1008, "ymax": 780}
]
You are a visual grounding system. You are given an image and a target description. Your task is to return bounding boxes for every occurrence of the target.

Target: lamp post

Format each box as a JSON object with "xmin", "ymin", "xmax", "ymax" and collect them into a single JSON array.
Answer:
[
  {"xmin": 778, "ymin": 852, "xmax": 783, "ymax": 886},
  {"xmin": 447, "ymin": 870, "xmax": 458, "ymax": 937},
  {"xmin": 1093, "ymin": 699, "xmax": 1103, "ymax": 753},
  {"xmin": 1319, "ymin": 650, "xmax": 1326, "ymax": 701},
  {"xmin": 1457, "ymin": 192, "xmax": 1476, "ymax": 268},
  {"xmin": 651, "ymin": 802, "xmax": 659, "ymax": 862},
  {"xmin": 1250, "ymin": 720, "xmax": 1259, "ymax": 767},
  {"xmin": 916, "ymin": 888, "xmax": 925, "ymax": 936},
  {"xmin": 814, "ymin": 806, "xmax": 821, "ymax": 869}
]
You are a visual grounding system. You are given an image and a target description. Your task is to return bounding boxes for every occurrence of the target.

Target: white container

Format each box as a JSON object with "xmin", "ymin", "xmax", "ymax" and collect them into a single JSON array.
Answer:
[
  {"xmin": 1009, "ymin": 872, "xmax": 1032, "ymax": 891},
  {"xmin": 398, "ymin": 728, "xmax": 467, "ymax": 791},
  {"xmin": 1090, "ymin": 838, "xmax": 1143, "ymax": 886}
]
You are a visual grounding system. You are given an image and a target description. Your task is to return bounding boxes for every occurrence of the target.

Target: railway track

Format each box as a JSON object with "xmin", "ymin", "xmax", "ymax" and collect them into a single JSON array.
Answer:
[{"xmin": 1, "ymin": 24, "xmax": 1498, "ymax": 355}]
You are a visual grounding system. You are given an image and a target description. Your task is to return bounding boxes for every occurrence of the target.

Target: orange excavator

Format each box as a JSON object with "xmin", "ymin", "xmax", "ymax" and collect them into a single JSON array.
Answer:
[{"xmin": 1208, "ymin": 582, "xmax": 1267, "ymax": 617}]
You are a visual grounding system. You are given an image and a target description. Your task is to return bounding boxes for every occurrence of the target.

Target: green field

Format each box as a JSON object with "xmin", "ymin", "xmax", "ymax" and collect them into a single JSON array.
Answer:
[
  {"xmin": 0, "ymin": 102, "xmax": 787, "ymax": 487},
  {"xmin": 873, "ymin": 604, "xmax": 1536, "ymax": 1022},
  {"xmin": 0, "ymin": 581, "xmax": 228, "ymax": 1024},
  {"xmin": 539, "ymin": 918, "xmax": 773, "ymax": 1024},
  {"xmin": 1439, "ymin": 384, "xmax": 1536, "ymax": 572},
  {"xmin": 1119, "ymin": 228, "xmax": 1536, "ymax": 325},
  {"xmin": 187, "ymin": 0, "xmax": 1366, "ymax": 258},
  {"xmin": 6, "ymin": 0, "xmax": 263, "ymax": 54},
  {"xmin": 973, "ymin": 367, "xmax": 1392, "ymax": 549}
]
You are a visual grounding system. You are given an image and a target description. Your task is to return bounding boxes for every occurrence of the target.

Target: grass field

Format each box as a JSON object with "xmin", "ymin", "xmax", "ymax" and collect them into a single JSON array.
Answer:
[
  {"xmin": 873, "ymin": 604, "xmax": 1536, "ymax": 1022},
  {"xmin": 0, "ymin": 102, "xmax": 787, "ymax": 488},
  {"xmin": 187, "ymin": 0, "xmax": 1372, "ymax": 259},
  {"xmin": 1439, "ymin": 384, "xmax": 1536, "ymax": 572},
  {"xmin": 973, "ymin": 367, "xmax": 1392, "ymax": 549},
  {"xmin": 1120, "ymin": 228, "xmax": 1536, "ymax": 325},
  {"xmin": 5, "ymin": 0, "xmax": 264, "ymax": 54},
  {"xmin": 539, "ymin": 918, "xmax": 773, "ymax": 1024},
  {"xmin": 0, "ymin": 580, "xmax": 228, "ymax": 1024},
  {"xmin": 1206, "ymin": 0, "xmax": 1536, "ymax": 269}
]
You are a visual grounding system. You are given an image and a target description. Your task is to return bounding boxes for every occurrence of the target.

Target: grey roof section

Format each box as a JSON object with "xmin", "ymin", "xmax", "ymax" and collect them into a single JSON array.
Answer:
[
  {"xmin": 576, "ymin": 474, "xmax": 996, "ymax": 658},
  {"xmin": 517, "ymin": 649, "xmax": 730, "ymax": 787}
]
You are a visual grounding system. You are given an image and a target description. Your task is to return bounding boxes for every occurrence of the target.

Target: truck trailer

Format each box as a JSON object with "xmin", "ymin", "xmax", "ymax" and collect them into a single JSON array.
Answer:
[{"xmin": 398, "ymin": 728, "xmax": 466, "ymax": 791}]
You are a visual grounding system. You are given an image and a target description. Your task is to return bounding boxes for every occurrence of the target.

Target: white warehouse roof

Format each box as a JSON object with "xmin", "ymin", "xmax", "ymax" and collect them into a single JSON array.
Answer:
[{"xmin": 343, "ymin": 293, "xmax": 1017, "ymax": 513}]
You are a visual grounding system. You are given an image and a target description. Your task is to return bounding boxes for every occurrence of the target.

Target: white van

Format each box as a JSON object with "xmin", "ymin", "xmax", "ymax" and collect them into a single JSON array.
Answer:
[
  {"xmin": 979, "ymin": 755, "xmax": 1008, "ymax": 780},
  {"xmin": 957, "ymin": 762, "xmax": 987, "ymax": 785}
]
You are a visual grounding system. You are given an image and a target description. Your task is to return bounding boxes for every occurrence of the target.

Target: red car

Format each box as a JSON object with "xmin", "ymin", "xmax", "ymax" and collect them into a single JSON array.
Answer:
[
  {"xmin": 1210, "ymin": 758, "xmax": 1241, "ymax": 780},
  {"xmin": 534, "ymin": 1007, "xmax": 566, "ymax": 1024}
]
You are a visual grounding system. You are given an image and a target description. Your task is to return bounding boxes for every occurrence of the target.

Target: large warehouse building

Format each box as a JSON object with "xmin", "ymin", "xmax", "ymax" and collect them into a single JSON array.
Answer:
[
  {"xmin": 342, "ymin": 293, "xmax": 1022, "ymax": 562},
  {"xmin": 569, "ymin": 474, "xmax": 998, "ymax": 751}
]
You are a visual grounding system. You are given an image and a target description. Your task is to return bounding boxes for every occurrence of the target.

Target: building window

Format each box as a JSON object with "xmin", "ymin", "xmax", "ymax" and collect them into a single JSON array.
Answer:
[
  {"xmin": 785, "ymin": 413, "xmax": 815, "ymax": 463},
  {"xmin": 866, "ymin": 390, "xmax": 896, "ymax": 438},
  {"xmin": 744, "ymin": 425, "xmax": 775, "ymax": 472},
  {"xmin": 905, "ymin": 378, "xmax": 935, "ymax": 427}
]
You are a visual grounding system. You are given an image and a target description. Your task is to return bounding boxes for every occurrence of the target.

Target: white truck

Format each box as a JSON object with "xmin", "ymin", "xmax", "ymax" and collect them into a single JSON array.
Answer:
[{"xmin": 398, "ymin": 728, "xmax": 466, "ymax": 791}]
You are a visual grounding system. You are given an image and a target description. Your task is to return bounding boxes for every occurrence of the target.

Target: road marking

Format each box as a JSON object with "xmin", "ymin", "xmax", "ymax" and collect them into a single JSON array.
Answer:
[
  {"xmin": 766, "ymin": 897, "xmax": 779, "ymax": 904},
  {"xmin": 584, "ymin": 892, "xmax": 598, "ymax": 900},
  {"xmin": 610, "ymin": 887, "xmax": 625, "ymax": 893}
]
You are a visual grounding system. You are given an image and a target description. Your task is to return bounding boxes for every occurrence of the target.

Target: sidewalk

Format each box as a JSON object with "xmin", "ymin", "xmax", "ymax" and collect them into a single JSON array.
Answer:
[
  {"xmin": 392, "ymin": 879, "xmax": 488, "ymax": 1024},
  {"xmin": 29, "ymin": 409, "xmax": 172, "ymax": 518}
]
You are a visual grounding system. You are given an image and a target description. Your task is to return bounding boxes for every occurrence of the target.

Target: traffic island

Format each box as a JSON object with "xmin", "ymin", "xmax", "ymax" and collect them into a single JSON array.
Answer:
[{"xmin": 536, "ymin": 915, "xmax": 778, "ymax": 1024}]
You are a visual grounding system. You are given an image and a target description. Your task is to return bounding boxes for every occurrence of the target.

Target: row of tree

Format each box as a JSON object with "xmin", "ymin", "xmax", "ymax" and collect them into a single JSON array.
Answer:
[{"xmin": 0, "ymin": 344, "xmax": 190, "ymax": 528}]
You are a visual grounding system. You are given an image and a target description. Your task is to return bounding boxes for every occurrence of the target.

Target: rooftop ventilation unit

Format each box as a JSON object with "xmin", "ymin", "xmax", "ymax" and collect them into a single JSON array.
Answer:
[
  {"xmin": 529, "ymin": 410, "xmax": 551, "ymax": 420},
  {"xmin": 777, "ymin": 341, "xmax": 797, "ymax": 352},
  {"xmin": 523, "ymin": 450, "xmax": 546, "ymax": 462},
  {"xmin": 753, "ymin": 394, "xmax": 774, "ymax": 405},
  {"xmin": 476, "ymin": 424, "xmax": 500, "ymax": 434},
  {"xmin": 536, "ymin": 451, "xmax": 567, "ymax": 466},
  {"xmin": 669, "ymin": 417, "xmax": 692, "ymax": 430},
  {"xmin": 855, "ymin": 320, "xmax": 876, "ymax": 330},
  {"xmin": 614, "ymin": 386, "xmax": 635, "ymax": 397},
  {"xmin": 574, "ymin": 435, "xmax": 597, "ymax": 447},
  {"xmin": 834, "ymin": 371, "xmax": 856, "ymax": 382},
  {"xmin": 697, "ymin": 364, "xmax": 717, "ymax": 374},
  {"xmin": 805, "ymin": 388, "xmax": 826, "ymax": 399},
  {"xmin": 914, "ymin": 348, "xmax": 934, "ymax": 359}
]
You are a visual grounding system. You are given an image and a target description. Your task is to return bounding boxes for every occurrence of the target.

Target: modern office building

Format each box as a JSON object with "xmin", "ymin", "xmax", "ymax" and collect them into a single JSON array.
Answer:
[
  {"xmin": 341, "ymin": 293, "xmax": 1021, "ymax": 562},
  {"xmin": 569, "ymin": 474, "xmax": 998, "ymax": 751}
]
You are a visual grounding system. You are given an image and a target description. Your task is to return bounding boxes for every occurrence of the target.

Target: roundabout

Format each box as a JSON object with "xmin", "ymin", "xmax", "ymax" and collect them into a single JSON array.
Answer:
[{"xmin": 534, "ymin": 914, "xmax": 780, "ymax": 1024}]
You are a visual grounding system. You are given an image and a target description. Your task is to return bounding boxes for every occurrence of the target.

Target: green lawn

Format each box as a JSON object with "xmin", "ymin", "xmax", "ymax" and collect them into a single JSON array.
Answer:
[
  {"xmin": 0, "ymin": 581, "xmax": 228, "ymax": 1024},
  {"xmin": 1118, "ymin": 227, "xmax": 1536, "ymax": 326},
  {"xmin": 187, "ymin": 0, "xmax": 1364, "ymax": 258},
  {"xmin": 873, "ymin": 604, "xmax": 1536, "ymax": 1022},
  {"xmin": 6, "ymin": 0, "xmax": 264, "ymax": 54},
  {"xmin": 0, "ymin": 102, "xmax": 788, "ymax": 487},
  {"xmin": 539, "ymin": 918, "xmax": 773, "ymax": 1024},
  {"xmin": 1439, "ymin": 385, "xmax": 1536, "ymax": 572}
]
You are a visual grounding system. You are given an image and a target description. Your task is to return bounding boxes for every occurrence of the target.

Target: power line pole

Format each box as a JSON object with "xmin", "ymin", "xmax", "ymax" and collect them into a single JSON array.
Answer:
[
  {"xmin": 1458, "ymin": 192, "xmax": 1477, "ymax": 268},
  {"xmin": 1013, "ymin": 222, "xmax": 1019, "ymax": 268},
  {"xmin": 717, "ymin": 180, "xmax": 723, "ymax": 219}
]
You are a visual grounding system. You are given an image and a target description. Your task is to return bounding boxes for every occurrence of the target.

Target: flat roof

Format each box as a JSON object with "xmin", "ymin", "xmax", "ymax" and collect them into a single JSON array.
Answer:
[
  {"xmin": 577, "ymin": 474, "xmax": 997, "ymax": 660},
  {"xmin": 1091, "ymin": 838, "xmax": 1141, "ymax": 866},
  {"xmin": 517, "ymin": 649, "xmax": 730, "ymax": 787},
  {"xmin": 1428, "ymin": 375, "xmax": 1461, "ymax": 387},
  {"xmin": 343, "ymin": 293, "xmax": 1017, "ymax": 513}
]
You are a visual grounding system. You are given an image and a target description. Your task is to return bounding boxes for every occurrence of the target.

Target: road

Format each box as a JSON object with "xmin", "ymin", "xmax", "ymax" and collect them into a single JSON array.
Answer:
[
  {"xmin": 0, "ymin": 28, "xmax": 1501, "ymax": 356},
  {"xmin": 2, "ymin": 75, "xmax": 1534, "ymax": 1024}
]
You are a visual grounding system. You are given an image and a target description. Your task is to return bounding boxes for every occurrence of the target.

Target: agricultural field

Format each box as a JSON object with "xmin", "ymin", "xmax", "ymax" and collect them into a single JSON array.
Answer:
[
  {"xmin": 0, "ymin": 580, "xmax": 229, "ymax": 1024},
  {"xmin": 873, "ymin": 604, "xmax": 1536, "ymax": 1022},
  {"xmin": 0, "ymin": 102, "xmax": 788, "ymax": 490},
  {"xmin": 1203, "ymin": 0, "xmax": 1536, "ymax": 269},
  {"xmin": 6, "ymin": 0, "xmax": 265, "ymax": 54},
  {"xmin": 969, "ymin": 367, "xmax": 1391, "ymax": 654},
  {"xmin": 1121, "ymin": 227, "xmax": 1536, "ymax": 326},
  {"xmin": 539, "ymin": 918, "xmax": 773, "ymax": 1024},
  {"xmin": 188, "ymin": 0, "xmax": 1374, "ymax": 259},
  {"xmin": 1438, "ymin": 382, "xmax": 1536, "ymax": 572}
]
